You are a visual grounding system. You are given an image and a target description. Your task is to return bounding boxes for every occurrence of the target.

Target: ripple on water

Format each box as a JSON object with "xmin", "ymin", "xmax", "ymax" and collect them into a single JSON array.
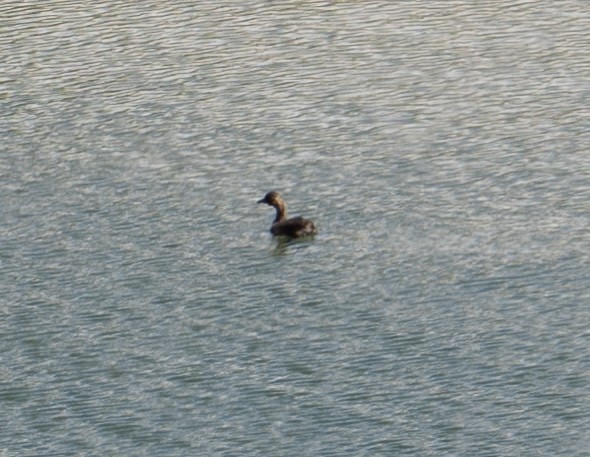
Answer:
[{"xmin": 1, "ymin": 1, "xmax": 589, "ymax": 456}]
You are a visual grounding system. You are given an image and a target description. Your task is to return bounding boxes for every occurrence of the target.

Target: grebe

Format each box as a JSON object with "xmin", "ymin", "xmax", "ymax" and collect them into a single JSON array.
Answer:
[{"xmin": 257, "ymin": 191, "xmax": 317, "ymax": 238}]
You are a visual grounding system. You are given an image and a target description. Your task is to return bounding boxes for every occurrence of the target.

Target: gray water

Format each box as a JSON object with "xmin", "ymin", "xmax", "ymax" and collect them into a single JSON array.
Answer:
[{"xmin": 1, "ymin": 1, "xmax": 589, "ymax": 456}]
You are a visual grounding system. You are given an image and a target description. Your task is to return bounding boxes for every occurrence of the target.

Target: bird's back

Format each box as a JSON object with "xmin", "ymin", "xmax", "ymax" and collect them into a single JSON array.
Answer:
[{"xmin": 271, "ymin": 216, "xmax": 317, "ymax": 238}]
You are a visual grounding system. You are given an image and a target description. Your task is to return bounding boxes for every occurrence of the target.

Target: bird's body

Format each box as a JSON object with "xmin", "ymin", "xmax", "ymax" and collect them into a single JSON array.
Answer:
[
  {"xmin": 270, "ymin": 216, "xmax": 316, "ymax": 238},
  {"xmin": 258, "ymin": 191, "xmax": 317, "ymax": 238}
]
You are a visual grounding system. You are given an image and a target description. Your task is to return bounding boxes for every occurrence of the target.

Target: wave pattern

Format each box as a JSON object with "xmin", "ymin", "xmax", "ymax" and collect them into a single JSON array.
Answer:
[{"xmin": 1, "ymin": 1, "xmax": 589, "ymax": 456}]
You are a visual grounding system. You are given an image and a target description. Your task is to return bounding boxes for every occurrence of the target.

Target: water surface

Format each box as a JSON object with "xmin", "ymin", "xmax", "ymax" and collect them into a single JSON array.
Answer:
[{"xmin": 1, "ymin": 1, "xmax": 589, "ymax": 456}]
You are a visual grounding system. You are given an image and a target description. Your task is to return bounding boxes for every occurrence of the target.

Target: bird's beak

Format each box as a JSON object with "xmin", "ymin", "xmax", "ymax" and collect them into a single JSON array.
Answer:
[{"xmin": 257, "ymin": 198, "xmax": 266, "ymax": 204}]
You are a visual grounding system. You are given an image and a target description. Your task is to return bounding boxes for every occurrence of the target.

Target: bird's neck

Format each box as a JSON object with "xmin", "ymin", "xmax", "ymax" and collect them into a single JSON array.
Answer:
[{"xmin": 273, "ymin": 202, "xmax": 287, "ymax": 223}]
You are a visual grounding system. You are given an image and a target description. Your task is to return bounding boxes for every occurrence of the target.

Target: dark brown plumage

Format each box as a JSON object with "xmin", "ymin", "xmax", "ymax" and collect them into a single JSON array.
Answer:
[{"xmin": 257, "ymin": 191, "xmax": 317, "ymax": 238}]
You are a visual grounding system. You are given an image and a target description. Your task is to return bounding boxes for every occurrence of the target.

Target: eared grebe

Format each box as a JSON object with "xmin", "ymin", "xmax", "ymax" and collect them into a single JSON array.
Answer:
[{"xmin": 257, "ymin": 191, "xmax": 317, "ymax": 238}]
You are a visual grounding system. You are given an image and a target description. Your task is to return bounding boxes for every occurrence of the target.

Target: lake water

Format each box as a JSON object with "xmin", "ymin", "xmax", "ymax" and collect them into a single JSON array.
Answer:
[{"xmin": 1, "ymin": 1, "xmax": 589, "ymax": 456}]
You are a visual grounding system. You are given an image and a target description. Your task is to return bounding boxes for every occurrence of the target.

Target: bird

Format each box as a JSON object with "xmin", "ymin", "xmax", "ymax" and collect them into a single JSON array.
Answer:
[{"xmin": 257, "ymin": 191, "xmax": 317, "ymax": 238}]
